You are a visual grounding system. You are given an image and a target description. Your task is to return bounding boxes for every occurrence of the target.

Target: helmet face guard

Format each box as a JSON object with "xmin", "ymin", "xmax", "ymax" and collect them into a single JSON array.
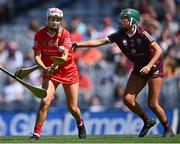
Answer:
[
  {"xmin": 46, "ymin": 8, "xmax": 63, "ymax": 31},
  {"xmin": 120, "ymin": 8, "xmax": 140, "ymax": 29}
]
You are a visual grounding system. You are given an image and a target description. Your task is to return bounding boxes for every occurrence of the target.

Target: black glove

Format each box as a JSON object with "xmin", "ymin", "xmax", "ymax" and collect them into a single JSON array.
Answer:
[{"xmin": 72, "ymin": 42, "xmax": 78, "ymax": 51}]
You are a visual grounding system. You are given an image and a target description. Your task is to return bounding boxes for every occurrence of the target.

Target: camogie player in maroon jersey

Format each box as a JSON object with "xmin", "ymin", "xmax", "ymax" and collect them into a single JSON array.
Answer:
[
  {"xmin": 73, "ymin": 8, "xmax": 174, "ymax": 137},
  {"xmin": 29, "ymin": 8, "xmax": 86, "ymax": 140}
]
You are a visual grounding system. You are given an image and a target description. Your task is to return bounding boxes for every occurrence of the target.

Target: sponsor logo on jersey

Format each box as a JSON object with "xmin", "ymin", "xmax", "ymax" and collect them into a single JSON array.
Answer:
[
  {"xmin": 129, "ymin": 39, "xmax": 134, "ymax": 47},
  {"xmin": 42, "ymin": 41, "xmax": 48, "ymax": 46},
  {"xmin": 48, "ymin": 40, "xmax": 54, "ymax": 46},
  {"xmin": 41, "ymin": 40, "xmax": 57, "ymax": 46},
  {"xmin": 136, "ymin": 38, "xmax": 141, "ymax": 44},
  {"xmin": 131, "ymin": 49, "xmax": 136, "ymax": 54},
  {"xmin": 127, "ymin": 52, "xmax": 145, "ymax": 56}
]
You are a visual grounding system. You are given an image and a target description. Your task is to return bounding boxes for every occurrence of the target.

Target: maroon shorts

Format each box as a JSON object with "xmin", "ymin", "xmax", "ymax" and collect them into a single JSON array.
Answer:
[{"xmin": 132, "ymin": 63, "xmax": 164, "ymax": 78}]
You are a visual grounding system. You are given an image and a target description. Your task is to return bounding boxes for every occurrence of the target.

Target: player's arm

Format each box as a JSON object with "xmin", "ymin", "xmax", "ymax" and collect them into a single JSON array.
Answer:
[
  {"xmin": 140, "ymin": 41, "xmax": 163, "ymax": 75},
  {"xmin": 73, "ymin": 37, "xmax": 110, "ymax": 48},
  {"xmin": 58, "ymin": 45, "xmax": 69, "ymax": 61},
  {"xmin": 140, "ymin": 31, "xmax": 163, "ymax": 75},
  {"xmin": 34, "ymin": 50, "xmax": 48, "ymax": 71},
  {"xmin": 59, "ymin": 32, "xmax": 71, "ymax": 61},
  {"xmin": 33, "ymin": 32, "xmax": 48, "ymax": 71},
  {"xmin": 147, "ymin": 41, "xmax": 163, "ymax": 68}
]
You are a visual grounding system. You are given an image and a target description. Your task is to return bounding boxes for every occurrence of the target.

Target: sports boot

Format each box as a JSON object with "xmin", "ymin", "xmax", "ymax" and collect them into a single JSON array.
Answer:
[
  {"xmin": 139, "ymin": 118, "xmax": 156, "ymax": 137},
  {"xmin": 77, "ymin": 122, "xmax": 86, "ymax": 139},
  {"xmin": 163, "ymin": 127, "xmax": 174, "ymax": 137},
  {"xmin": 30, "ymin": 133, "xmax": 40, "ymax": 140}
]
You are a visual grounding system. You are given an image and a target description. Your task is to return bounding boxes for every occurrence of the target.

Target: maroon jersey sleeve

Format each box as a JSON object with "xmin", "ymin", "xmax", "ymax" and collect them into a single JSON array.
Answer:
[
  {"xmin": 107, "ymin": 32, "xmax": 119, "ymax": 43},
  {"xmin": 142, "ymin": 31, "xmax": 154, "ymax": 46}
]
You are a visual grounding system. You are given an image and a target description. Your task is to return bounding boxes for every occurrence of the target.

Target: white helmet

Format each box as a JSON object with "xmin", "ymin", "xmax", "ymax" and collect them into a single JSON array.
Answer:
[{"xmin": 46, "ymin": 8, "xmax": 63, "ymax": 31}]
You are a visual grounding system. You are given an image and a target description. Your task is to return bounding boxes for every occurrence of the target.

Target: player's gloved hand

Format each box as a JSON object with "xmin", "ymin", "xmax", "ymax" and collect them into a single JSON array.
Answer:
[
  {"xmin": 72, "ymin": 43, "xmax": 78, "ymax": 51},
  {"xmin": 140, "ymin": 65, "xmax": 151, "ymax": 76},
  {"xmin": 45, "ymin": 64, "xmax": 58, "ymax": 75},
  {"xmin": 50, "ymin": 63, "xmax": 59, "ymax": 70},
  {"xmin": 44, "ymin": 67, "xmax": 51, "ymax": 75}
]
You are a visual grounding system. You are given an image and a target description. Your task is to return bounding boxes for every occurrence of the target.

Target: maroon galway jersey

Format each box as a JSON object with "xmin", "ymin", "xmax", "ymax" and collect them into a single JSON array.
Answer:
[{"xmin": 107, "ymin": 26, "xmax": 163, "ymax": 69}]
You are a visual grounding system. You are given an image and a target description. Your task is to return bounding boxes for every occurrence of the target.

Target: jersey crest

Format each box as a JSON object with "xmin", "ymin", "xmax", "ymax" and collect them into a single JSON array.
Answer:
[
  {"xmin": 122, "ymin": 39, "xmax": 127, "ymax": 46},
  {"xmin": 136, "ymin": 38, "xmax": 141, "ymax": 44},
  {"xmin": 131, "ymin": 49, "xmax": 136, "ymax": 54}
]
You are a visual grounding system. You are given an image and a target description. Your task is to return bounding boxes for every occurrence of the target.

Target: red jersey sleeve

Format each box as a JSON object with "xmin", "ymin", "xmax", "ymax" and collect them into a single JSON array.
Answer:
[
  {"xmin": 61, "ymin": 30, "xmax": 72, "ymax": 50},
  {"xmin": 33, "ymin": 30, "xmax": 44, "ymax": 51}
]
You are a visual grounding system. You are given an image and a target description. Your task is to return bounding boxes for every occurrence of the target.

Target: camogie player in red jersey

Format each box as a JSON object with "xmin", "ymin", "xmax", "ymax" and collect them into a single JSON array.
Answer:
[
  {"xmin": 30, "ymin": 8, "xmax": 86, "ymax": 140},
  {"xmin": 73, "ymin": 8, "xmax": 174, "ymax": 137}
]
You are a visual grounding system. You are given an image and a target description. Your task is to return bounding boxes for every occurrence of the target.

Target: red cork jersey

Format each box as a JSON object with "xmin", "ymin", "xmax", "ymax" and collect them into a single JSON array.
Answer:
[{"xmin": 33, "ymin": 27, "xmax": 79, "ymax": 84}]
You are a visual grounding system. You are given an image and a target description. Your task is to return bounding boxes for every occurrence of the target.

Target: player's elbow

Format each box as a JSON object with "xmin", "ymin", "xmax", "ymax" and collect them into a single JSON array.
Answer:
[{"xmin": 158, "ymin": 47, "xmax": 163, "ymax": 56}]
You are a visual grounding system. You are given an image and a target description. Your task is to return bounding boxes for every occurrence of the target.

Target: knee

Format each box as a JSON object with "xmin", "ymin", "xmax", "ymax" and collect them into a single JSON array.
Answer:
[
  {"xmin": 42, "ymin": 98, "xmax": 51, "ymax": 107},
  {"xmin": 148, "ymin": 101, "xmax": 158, "ymax": 110},
  {"xmin": 123, "ymin": 95, "xmax": 135, "ymax": 106}
]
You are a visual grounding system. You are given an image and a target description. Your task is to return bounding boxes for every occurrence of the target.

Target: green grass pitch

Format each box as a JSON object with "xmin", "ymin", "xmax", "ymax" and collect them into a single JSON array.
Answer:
[{"xmin": 0, "ymin": 135, "xmax": 180, "ymax": 143}]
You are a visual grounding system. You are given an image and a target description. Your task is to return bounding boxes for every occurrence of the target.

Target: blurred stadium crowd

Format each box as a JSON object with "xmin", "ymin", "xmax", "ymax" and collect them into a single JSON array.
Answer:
[{"xmin": 0, "ymin": 0, "xmax": 179, "ymax": 112}]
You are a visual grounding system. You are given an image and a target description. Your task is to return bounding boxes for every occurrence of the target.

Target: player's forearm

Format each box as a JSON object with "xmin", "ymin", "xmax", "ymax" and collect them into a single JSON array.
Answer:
[
  {"xmin": 34, "ymin": 56, "xmax": 47, "ymax": 71},
  {"xmin": 147, "ymin": 43, "xmax": 163, "ymax": 68},
  {"xmin": 59, "ymin": 46, "xmax": 69, "ymax": 61},
  {"xmin": 76, "ymin": 37, "xmax": 108, "ymax": 48},
  {"xmin": 76, "ymin": 40, "xmax": 99, "ymax": 47}
]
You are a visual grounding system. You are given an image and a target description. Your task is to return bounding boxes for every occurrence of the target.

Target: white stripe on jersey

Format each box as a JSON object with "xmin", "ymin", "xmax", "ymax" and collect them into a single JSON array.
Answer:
[
  {"xmin": 64, "ymin": 38, "xmax": 71, "ymax": 45},
  {"xmin": 143, "ymin": 31, "xmax": 154, "ymax": 42}
]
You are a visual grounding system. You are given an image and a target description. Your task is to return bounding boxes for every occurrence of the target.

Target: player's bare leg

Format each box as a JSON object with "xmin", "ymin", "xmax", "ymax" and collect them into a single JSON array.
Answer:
[
  {"xmin": 63, "ymin": 83, "xmax": 86, "ymax": 139},
  {"xmin": 123, "ymin": 74, "xmax": 148, "ymax": 116},
  {"xmin": 148, "ymin": 77, "xmax": 174, "ymax": 137},
  {"xmin": 31, "ymin": 79, "xmax": 58, "ymax": 140},
  {"xmin": 123, "ymin": 74, "xmax": 156, "ymax": 137}
]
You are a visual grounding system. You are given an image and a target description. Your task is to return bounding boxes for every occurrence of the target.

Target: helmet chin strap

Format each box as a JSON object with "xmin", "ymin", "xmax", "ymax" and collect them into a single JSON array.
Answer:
[
  {"xmin": 130, "ymin": 17, "xmax": 139, "ymax": 28},
  {"xmin": 129, "ymin": 18, "xmax": 133, "ymax": 27}
]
